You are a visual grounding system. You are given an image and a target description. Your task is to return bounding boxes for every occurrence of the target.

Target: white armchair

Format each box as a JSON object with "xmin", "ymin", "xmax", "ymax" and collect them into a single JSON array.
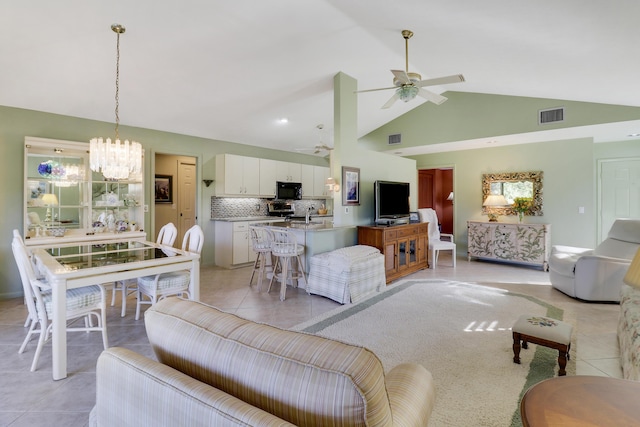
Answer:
[{"xmin": 549, "ymin": 219, "xmax": 640, "ymax": 302}]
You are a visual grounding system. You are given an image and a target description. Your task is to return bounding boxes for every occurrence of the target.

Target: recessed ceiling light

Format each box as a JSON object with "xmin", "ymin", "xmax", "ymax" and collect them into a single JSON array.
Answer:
[
  {"xmin": 278, "ymin": 118, "xmax": 289, "ymax": 124},
  {"xmin": 628, "ymin": 133, "xmax": 640, "ymax": 137}
]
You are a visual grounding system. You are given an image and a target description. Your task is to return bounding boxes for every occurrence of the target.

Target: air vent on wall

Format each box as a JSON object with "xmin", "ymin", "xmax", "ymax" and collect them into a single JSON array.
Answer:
[
  {"xmin": 388, "ymin": 133, "xmax": 402, "ymax": 145},
  {"xmin": 539, "ymin": 107, "xmax": 564, "ymax": 124}
]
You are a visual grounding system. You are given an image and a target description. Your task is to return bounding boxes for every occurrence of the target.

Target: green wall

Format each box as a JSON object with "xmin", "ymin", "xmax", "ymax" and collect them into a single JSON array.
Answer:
[{"xmin": 0, "ymin": 105, "xmax": 327, "ymax": 299}]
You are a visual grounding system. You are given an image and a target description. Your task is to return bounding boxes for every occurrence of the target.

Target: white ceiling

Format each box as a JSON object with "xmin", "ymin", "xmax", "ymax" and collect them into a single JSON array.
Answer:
[{"xmin": 2, "ymin": 1, "xmax": 640, "ymax": 155}]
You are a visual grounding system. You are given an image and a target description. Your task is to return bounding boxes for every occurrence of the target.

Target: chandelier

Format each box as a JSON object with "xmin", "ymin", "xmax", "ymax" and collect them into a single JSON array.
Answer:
[{"xmin": 90, "ymin": 24, "xmax": 142, "ymax": 181}]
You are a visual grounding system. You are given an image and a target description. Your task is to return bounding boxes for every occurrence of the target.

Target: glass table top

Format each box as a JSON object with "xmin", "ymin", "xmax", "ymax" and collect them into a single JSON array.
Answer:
[{"xmin": 42, "ymin": 240, "xmax": 181, "ymax": 271}]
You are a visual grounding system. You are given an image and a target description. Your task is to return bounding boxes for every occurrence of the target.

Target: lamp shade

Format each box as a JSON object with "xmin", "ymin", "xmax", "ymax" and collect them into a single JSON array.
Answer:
[
  {"xmin": 624, "ymin": 248, "xmax": 640, "ymax": 289},
  {"xmin": 483, "ymin": 194, "xmax": 508, "ymax": 207},
  {"xmin": 41, "ymin": 193, "xmax": 59, "ymax": 206},
  {"xmin": 447, "ymin": 192, "xmax": 454, "ymax": 201}
]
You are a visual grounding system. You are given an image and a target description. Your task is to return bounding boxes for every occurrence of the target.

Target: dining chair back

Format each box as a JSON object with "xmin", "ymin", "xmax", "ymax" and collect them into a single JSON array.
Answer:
[
  {"xmin": 111, "ymin": 222, "xmax": 179, "ymax": 317},
  {"xmin": 135, "ymin": 224, "xmax": 203, "ymax": 320},
  {"xmin": 418, "ymin": 208, "xmax": 456, "ymax": 268},
  {"xmin": 12, "ymin": 237, "xmax": 109, "ymax": 371}
]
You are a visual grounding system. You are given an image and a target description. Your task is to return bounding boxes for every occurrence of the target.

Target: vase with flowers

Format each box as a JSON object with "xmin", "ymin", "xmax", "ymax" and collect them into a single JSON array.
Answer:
[{"xmin": 512, "ymin": 197, "xmax": 533, "ymax": 223}]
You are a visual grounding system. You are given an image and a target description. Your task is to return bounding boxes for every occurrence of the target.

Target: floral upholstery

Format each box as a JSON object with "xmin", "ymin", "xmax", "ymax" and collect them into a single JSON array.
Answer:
[{"xmin": 618, "ymin": 284, "xmax": 640, "ymax": 380}]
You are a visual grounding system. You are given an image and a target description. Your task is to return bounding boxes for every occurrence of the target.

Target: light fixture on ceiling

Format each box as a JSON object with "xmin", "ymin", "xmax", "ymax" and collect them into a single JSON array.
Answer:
[
  {"xmin": 89, "ymin": 24, "xmax": 142, "ymax": 181},
  {"xmin": 483, "ymin": 194, "xmax": 508, "ymax": 222},
  {"xmin": 397, "ymin": 85, "xmax": 419, "ymax": 102}
]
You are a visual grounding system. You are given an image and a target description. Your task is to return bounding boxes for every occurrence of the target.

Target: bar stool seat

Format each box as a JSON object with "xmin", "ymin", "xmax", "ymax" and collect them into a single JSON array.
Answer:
[
  {"xmin": 268, "ymin": 229, "xmax": 307, "ymax": 301},
  {"xmin": 249, "ymin": 226, "xmax": 274, "ymax": 292}
]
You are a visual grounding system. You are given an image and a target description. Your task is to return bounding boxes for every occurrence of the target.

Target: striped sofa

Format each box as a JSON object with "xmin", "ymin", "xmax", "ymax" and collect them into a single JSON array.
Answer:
[{"xmin": 90, "ymin": 297, "xmax": 436, "ymax": 426}]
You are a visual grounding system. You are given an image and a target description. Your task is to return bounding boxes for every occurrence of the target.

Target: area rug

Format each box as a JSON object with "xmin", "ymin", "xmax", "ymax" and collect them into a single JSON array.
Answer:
[{"xmin": 293, "ymin": 279, "xmax": 575, "ymax": 427}]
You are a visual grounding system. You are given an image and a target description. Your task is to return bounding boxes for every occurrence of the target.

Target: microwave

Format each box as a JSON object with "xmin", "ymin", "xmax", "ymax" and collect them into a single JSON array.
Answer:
[{"xmin": 276, "ymin": 181, "xmax": 302, "ymax": 200}]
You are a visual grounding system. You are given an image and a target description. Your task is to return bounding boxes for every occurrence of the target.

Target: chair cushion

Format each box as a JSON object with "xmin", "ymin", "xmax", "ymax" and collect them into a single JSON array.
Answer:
[
  {"xmin": 138, "ymin": 271, "xmax": 190, "ymax": 292},
  {"xmin": 42, "ymin": 285, "xmax": 103, "ymax": 314},
  {"xmin": 512, "ymin": 315, "xmax": 573, "ymax": 345}
]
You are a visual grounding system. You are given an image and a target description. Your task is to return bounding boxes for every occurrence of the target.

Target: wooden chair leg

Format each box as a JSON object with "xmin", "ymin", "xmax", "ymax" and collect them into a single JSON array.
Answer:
[{"xmin": 512, "ymin": 332, "xmax": 522, "ymax": 364}]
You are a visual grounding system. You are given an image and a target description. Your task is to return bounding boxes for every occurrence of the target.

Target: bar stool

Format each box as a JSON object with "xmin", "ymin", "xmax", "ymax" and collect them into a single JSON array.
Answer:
[
  {"xmin": 249, "ymin": 225, "xmax": 274, "ymax": 291},
  {"xmin": 268, "ymin": 229, "xmax": 307, "ymax": 301}
]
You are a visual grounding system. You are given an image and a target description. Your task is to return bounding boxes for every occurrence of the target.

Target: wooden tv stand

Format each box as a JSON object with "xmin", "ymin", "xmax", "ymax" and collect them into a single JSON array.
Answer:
[{"xmin": 357, "ymin": 223, "xmax": 429, "ymax": 284}]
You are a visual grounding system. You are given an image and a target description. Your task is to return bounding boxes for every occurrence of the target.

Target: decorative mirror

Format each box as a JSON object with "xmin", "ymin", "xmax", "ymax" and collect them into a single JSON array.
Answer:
[{"xmin": 482, "ymin": 171, "xmax": 543, "ymax": 216}]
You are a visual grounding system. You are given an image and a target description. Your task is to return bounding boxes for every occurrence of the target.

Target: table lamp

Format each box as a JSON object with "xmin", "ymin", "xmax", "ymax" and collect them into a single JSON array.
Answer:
[
  {"xmin": 624, "ymin": 248, "xmax": 640, "ymax": 289},
  {"xmin": 41, "ymin": 193, "xmax": 59, "ymax": 222},
  {"xmin": 483, "ymin": 194, "xmax": 508, "ymax": 222}
]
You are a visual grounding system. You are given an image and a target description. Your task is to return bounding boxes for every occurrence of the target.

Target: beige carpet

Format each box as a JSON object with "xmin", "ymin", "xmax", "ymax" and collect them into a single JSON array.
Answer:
[{"xmin": 293, "ymin": 279, "xmax": 575, "ymax": 427}]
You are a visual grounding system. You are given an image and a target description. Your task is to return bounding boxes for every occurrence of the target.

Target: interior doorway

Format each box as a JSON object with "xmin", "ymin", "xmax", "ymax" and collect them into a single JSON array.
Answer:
[
  {"xmin": 154, "ymin": 153, "xmax": 198, "ymax": 246},
  {"xmin": 418, "ymin": 168, "xmax": 454, "ymax": 234}
]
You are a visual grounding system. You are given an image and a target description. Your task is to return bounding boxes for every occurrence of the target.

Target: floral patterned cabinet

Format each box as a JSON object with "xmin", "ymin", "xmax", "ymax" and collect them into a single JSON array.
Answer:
[{"xmin": 467, "ymin": 221, "xmax": 551, "ymax": 271}]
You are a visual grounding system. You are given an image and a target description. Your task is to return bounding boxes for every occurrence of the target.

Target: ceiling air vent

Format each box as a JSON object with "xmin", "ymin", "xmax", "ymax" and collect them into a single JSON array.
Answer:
[
  {"xmin": 539, "ymin": 107, "xmax": 564, "ymax": 124},
  {"xmin": 388, "ymin": 133, "xmax": 402, "ymax": 145}
]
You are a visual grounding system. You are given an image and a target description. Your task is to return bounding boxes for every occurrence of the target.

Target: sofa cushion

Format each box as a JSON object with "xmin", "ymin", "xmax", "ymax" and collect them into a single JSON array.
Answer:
[{"xmin": 145, "ymin": 298, "xmax": 392, "ymax": 427}]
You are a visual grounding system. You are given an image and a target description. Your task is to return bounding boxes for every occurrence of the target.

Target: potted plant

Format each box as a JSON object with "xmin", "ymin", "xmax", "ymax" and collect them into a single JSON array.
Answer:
[{"xmin": 512, "ymin": 197, "xmax": 533, "ymax": 223}]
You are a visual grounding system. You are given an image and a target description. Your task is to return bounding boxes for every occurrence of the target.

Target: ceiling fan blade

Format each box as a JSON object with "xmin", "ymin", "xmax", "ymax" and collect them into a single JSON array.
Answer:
[
  {"xmin": 391, "ymin": 69, "xmax": 411, "ymax": 85},
  {"xmin": 355, "ymin": 86, "xmax": 397, "ymax": 94},
  {"xmin": 382, "ymin": 91, "xmax": 401, "ymax": 109},
  {"xmin": 416, "ymin": 74, "xmax": 465, "ymax": 88},
  {"xmin": 417, "ymin": 88, "xmax": 448, "ymax": 105}
]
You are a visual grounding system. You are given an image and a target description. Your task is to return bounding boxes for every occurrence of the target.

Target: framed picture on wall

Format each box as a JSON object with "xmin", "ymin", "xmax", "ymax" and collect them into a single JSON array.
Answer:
[
  {"xmin": 154, "ymin": 175, "xmax": 173, "ymax": 203},
  {"xmin": 342, "ymin": 166, "xmax": 360, "ymax": 206}
]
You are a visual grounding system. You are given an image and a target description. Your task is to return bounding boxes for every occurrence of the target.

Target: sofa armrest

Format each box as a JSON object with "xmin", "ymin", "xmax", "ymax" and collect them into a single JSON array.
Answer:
[
  {"xmin": 92, "ymin": 347, "xmax": 294, "ymax": 427},
  {"xmin": 551, "ymin": 245, "xmax": 593, "ymax": 256},
  {"xmin": 385, "ymin": 363, "xmax": 435, "ymax": 427}
]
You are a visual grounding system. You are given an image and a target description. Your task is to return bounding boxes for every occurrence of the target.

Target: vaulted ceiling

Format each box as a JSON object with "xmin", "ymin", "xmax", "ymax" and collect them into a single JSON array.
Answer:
[{"xmin": 2, "ymin": 1, "xmax": 639, "ymax": 154}]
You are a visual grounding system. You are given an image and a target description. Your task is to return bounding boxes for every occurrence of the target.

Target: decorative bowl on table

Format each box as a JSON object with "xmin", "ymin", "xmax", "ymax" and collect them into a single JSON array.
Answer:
[{"xmin": 47, "ymin": 227, "xmax": 67, "ymax": 237}]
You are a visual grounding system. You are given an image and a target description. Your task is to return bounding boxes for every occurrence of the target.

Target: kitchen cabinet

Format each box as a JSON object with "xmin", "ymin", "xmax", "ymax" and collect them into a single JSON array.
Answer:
[
  {"xmin": 276, "ymin": 161, "xmax": 301, "ymax": 183},
  {"xmin": 259, "ymin": 159, "xmax": 278, "ymax": 197},
  {"xmin": 214, "ymin": 219, "xmax": 278, "ymax": 268},
  {"xmin": 24, "ymin": 136, "xmax": 145, "ymax": 241},
  {"xmin": 215, "ymin": 154, "xmax": 260, "ymax": 196},
  {"xmin": 357, "ymin": 223, "xmax": 429, "ymax": 283},
  {"xmin": 313, "ymin": 166, "xmax": 330, "ymax": 197},
  {"xmin": 467, "ymin": 221, "xmax": 551, "ymax": 270},
  {"xmin": 300, "ymin": 164, "xmax": 314, "ymax": 198}
]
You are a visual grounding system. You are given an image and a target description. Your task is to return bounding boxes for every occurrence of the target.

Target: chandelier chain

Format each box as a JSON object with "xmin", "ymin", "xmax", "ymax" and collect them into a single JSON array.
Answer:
[{"xmin": 114, "ymin": 29, "xmax": 121, "ymax": 142}]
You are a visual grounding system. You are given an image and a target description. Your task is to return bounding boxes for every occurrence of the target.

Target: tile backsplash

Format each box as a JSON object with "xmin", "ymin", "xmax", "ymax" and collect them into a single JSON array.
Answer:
[{"xmin": 211, "ymin": 197, "xmax": 328, "ymax": 218}]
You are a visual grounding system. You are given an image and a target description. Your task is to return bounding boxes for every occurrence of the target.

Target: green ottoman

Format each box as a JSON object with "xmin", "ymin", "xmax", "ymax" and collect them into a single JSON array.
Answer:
[{"xmin": 512, "ymin": 315, "xmax": 573, "ymax": 376}]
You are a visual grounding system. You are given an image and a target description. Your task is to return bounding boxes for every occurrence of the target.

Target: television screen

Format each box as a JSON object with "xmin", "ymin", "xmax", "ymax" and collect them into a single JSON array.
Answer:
[{"xmin": 375, "ymin": 181, "xmax": 410, "ymax": 221}]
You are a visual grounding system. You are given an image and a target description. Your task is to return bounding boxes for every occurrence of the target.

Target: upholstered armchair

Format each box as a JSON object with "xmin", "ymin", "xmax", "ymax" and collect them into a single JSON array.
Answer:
[{"xmin": 549, "ymin": 219, "xmax": 640, "ymax": 302}]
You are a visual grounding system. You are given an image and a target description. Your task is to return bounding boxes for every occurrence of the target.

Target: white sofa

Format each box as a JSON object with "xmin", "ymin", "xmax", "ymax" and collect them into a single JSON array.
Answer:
[{"xmin": 549, "ymin": 219, "xmax": 640, "ymax": 302}]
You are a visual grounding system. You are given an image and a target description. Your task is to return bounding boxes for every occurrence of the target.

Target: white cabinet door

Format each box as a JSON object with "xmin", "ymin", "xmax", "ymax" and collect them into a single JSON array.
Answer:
[
  {"xmin": 276, "ymin": 161, "xmax": 301, "ymax": 182},
  {"xmin": 300, "ymin": 164, "xmax": 314, "ymax": 198},
  {"xmin": 313, "ymin": 166, "xmax": 330, "ymax": 197},
  {"xmin": 216, "ymin": 154, "xmax": 260, "ymax": 196},
  {"xmin": 259, "ymin": 159, "xmax": 277, "ymax": 197}
]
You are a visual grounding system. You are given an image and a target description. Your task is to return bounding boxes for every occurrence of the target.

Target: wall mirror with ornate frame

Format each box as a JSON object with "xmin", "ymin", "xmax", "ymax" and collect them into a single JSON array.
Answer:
[{"xmin": 481, "ymin": 171, "xmax": 543, "ymax": 216}]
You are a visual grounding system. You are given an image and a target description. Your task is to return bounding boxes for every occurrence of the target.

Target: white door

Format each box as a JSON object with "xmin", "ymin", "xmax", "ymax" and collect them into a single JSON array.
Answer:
[
  {"xmin": 600, "ymin": 158, "xmax": 640, "ymax": 242},
  {"xmin": 178, "ymin": 161, "xmax": 197, "ymax": 243}
]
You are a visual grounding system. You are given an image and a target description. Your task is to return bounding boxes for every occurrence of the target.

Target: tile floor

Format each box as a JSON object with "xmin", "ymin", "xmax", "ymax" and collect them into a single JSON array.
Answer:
[{"xmin": 0, "ymin": 253, "xmax": 621, "ymax": 426}]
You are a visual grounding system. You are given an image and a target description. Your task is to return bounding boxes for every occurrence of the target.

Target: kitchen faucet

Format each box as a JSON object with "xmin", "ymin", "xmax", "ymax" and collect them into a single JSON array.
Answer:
[{"xmin": 306, "ymin": 206, "xmax": 314, "ymax": 224}]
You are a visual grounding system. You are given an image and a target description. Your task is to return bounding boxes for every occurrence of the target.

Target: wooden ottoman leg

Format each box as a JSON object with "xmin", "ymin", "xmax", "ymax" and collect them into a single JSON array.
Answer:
[
  {"xmin": 513, "ymin": 332, "xmax": 522, "ymax": 364},
  {"xmin": 557, "ymin": 344, "xmax": 569, "ymax": 376}
]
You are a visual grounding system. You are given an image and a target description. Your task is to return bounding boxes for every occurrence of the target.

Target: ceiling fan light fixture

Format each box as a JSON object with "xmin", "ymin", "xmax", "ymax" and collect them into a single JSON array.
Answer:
[{"xmin": 398, "ymin": 86, "xmax": 419, "ymax": 102}]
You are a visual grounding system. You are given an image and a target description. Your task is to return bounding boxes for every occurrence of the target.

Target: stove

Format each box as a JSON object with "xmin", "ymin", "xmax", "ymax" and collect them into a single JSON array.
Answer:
[{"xmin": 268, "ymin": 201, "xmax": 294, "ymax": 217}]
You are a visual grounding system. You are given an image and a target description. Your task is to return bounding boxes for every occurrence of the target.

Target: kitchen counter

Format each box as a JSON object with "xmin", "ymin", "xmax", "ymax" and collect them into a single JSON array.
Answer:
[{"xmin": 211, "ymin": 215, "xmax": 333, "ymax": 222}]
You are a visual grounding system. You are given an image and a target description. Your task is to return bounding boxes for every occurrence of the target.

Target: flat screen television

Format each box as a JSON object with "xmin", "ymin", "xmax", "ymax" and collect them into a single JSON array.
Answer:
[{"xmin": 374, "ymin": 180, "xmax": 411, "ymax": 225}]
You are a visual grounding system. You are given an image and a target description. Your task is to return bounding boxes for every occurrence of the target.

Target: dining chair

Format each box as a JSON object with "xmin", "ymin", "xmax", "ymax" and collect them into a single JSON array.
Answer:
[
  {"xmin": 418, "ymin": 208, "xmax": 456, "ymax": 268},
  {"xmin": 268, "ymin": 229, "xmax": 307, "ymax": 301},
  {"xmin": 135, "ymin": 224, "xmax": 204, "ymax": 320},
  {"xmin": 12, "ymin": 237, "xmax": 109, "ymax": 372},
  {"xmin": 13, "ymin": 229, "xmax": 34, "ymax": 328},
  {"xmin": 249, "ymin": 225, "xmax": 274, "ymax": 292},
  {"xmin": 111, "ymin": 222, "xmax": 178, "ymax": 317}
]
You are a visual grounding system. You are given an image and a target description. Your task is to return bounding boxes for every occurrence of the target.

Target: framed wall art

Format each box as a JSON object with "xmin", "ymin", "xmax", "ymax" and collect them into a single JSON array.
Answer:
[
  {"xmin": 154, "ymin": 175, "xmax": 173, "ymax": 203},
  {"xmin": 342, "ymin": 166, "xmax": 360, "ymax": 206}
]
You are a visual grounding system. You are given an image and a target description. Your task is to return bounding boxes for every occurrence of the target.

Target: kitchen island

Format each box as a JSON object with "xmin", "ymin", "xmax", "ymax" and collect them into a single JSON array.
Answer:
[{"xmin": 212, "ymin": 216, "xmax": 354, "ymax": 272}]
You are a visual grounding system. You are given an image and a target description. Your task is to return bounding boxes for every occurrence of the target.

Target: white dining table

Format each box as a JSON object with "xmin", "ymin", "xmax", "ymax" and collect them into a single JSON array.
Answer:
[{"xmin": 32, "ymin": 239, "xmax": 200, "ymax": 380}]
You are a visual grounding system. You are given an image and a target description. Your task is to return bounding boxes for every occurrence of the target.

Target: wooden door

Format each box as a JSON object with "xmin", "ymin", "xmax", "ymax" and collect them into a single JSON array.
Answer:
[{"xmin": 178, "ymin": 161, "xmax": 197, "ymax": 243}]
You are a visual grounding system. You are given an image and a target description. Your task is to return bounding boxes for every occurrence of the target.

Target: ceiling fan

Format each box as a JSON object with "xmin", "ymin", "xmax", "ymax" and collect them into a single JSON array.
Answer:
[
  {"xmin": 295, "ymin": 124, "xmax": 334, "ymax": 155},
  {"xmin": 357, "ymin": 30, "xmax": 465, "ymax": 109}
]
